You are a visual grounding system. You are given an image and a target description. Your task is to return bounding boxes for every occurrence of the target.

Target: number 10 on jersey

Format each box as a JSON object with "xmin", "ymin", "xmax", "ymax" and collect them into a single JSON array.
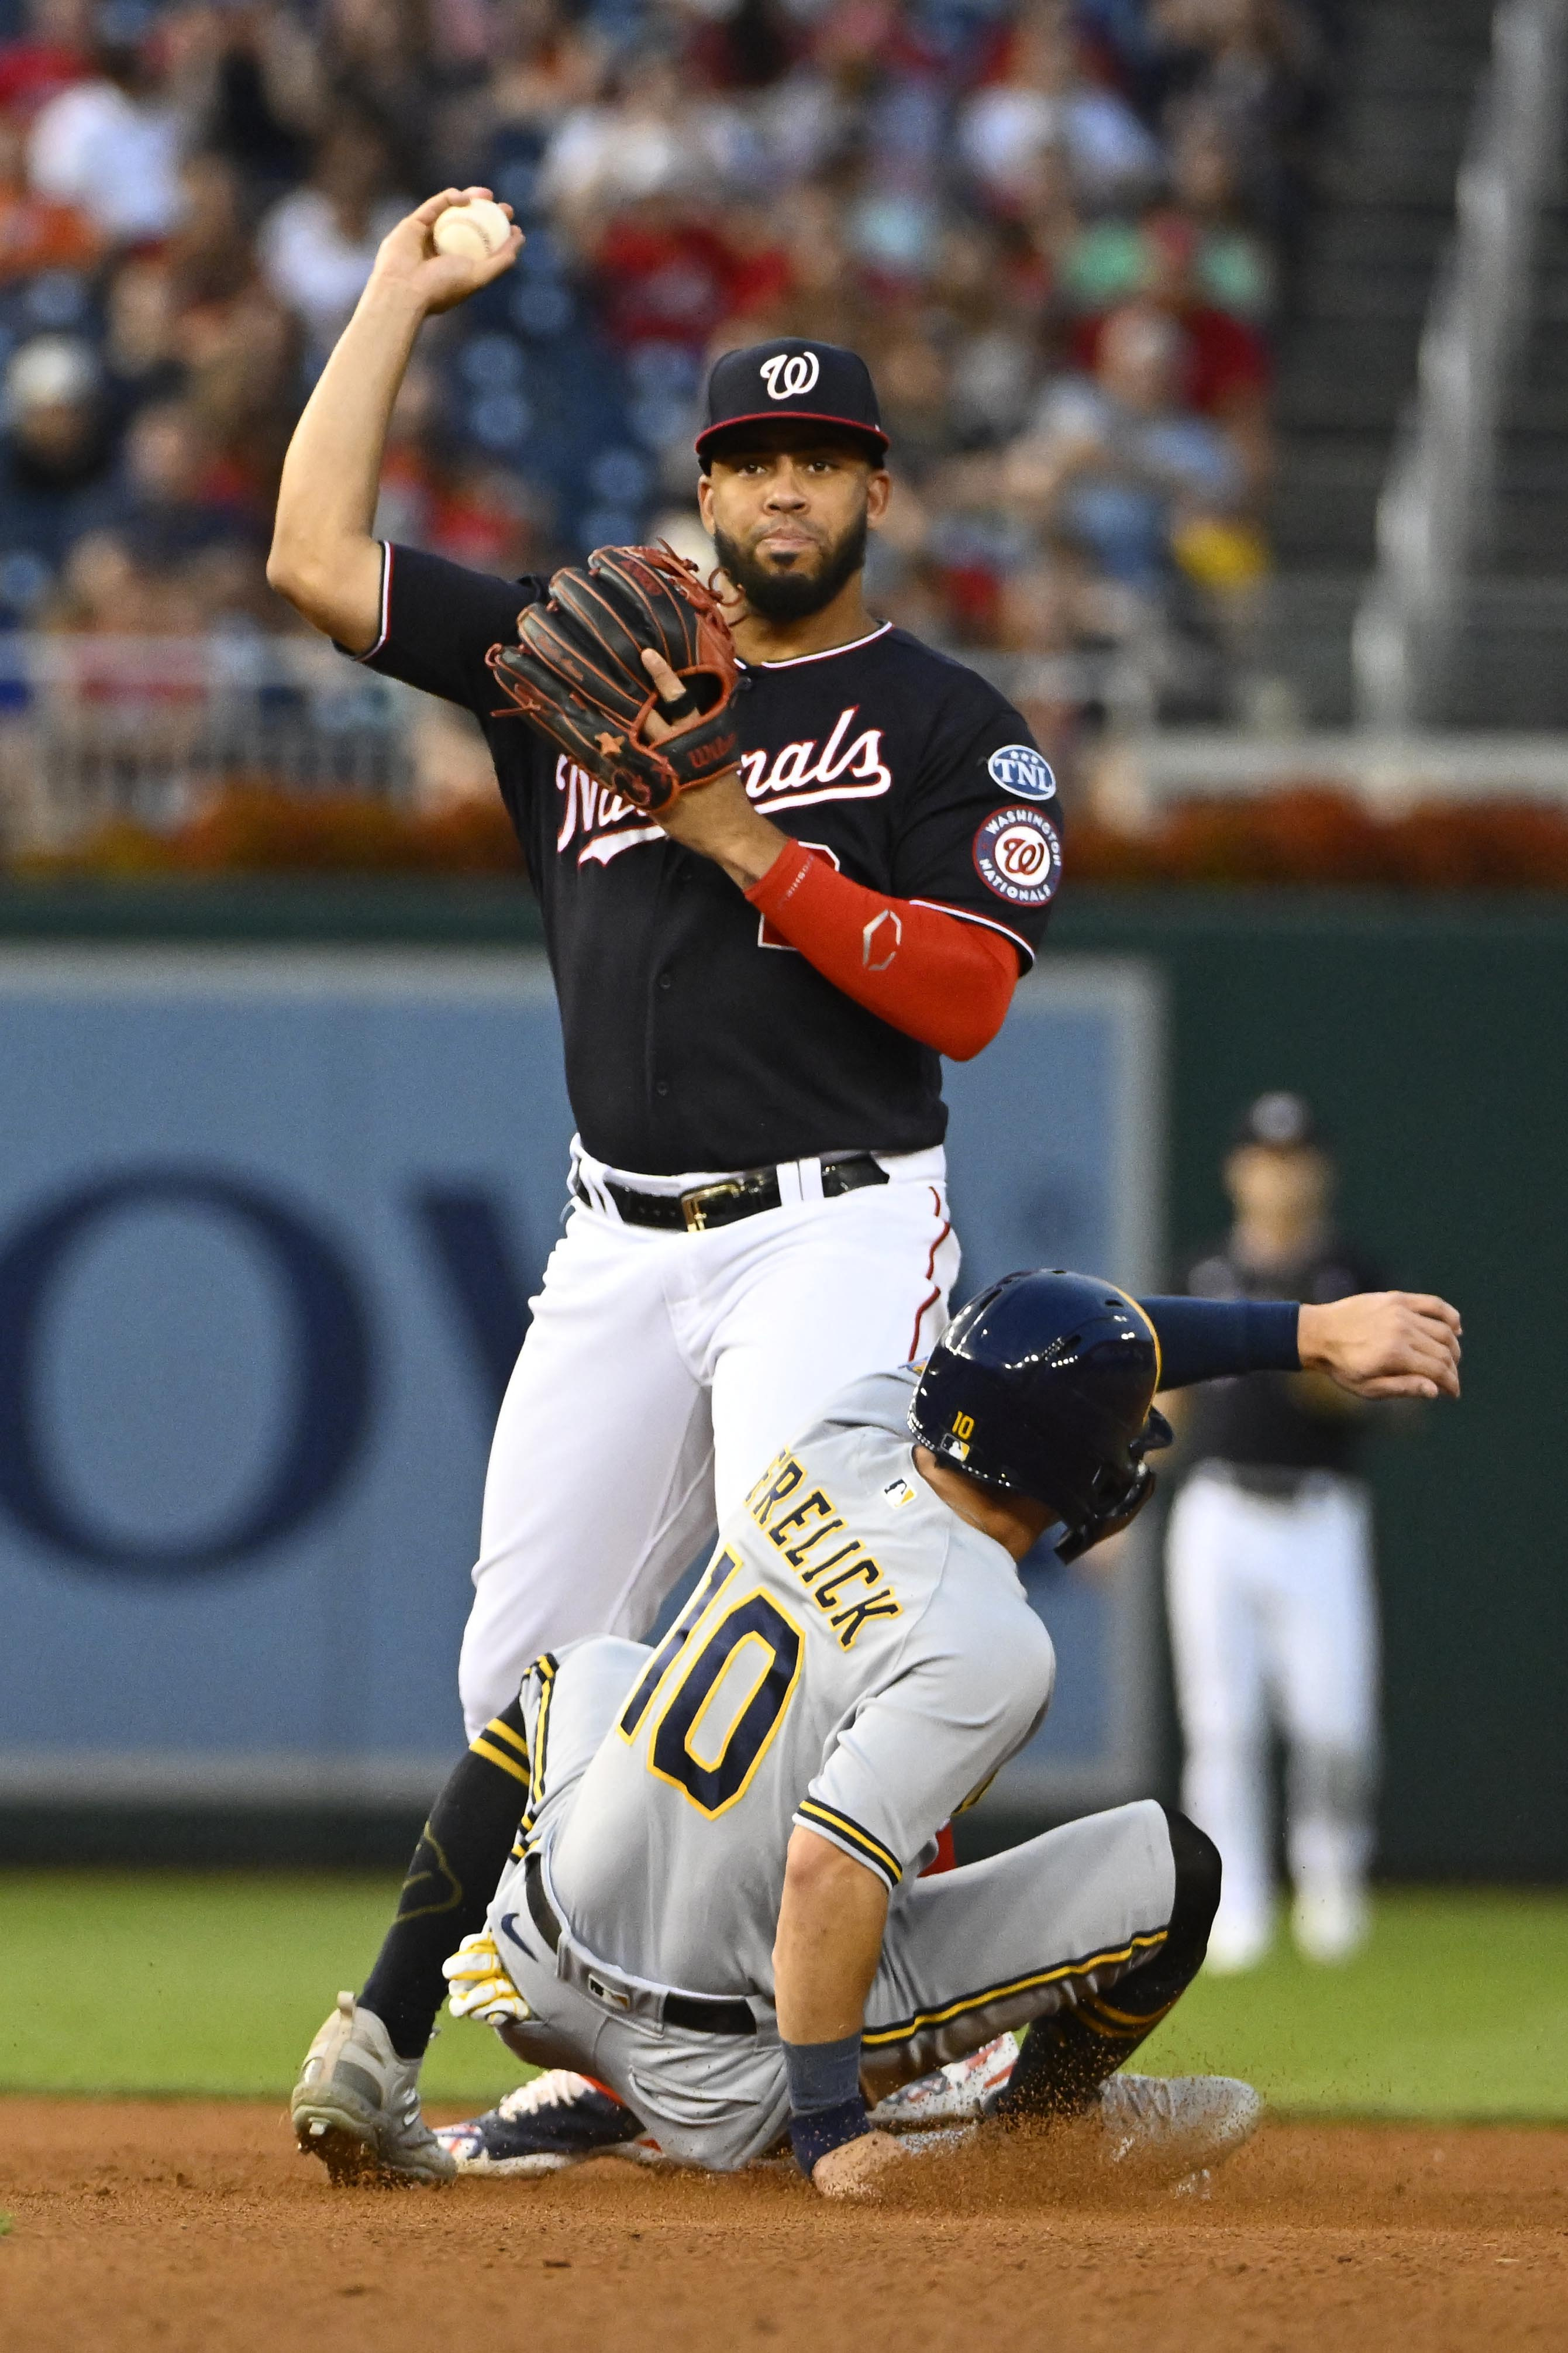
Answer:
[{"xmin": 617, "ymin": 1552, "xmax": 804, "ymax": 1815}]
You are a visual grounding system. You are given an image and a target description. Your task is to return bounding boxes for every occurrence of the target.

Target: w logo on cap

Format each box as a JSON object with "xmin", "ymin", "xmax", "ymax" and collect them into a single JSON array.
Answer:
[
  {"xmin": 760, "ymin": 350, "xmax": 821, "ymax": 400},
  {"xmin": 695, "ymin": 339, "xmax": 886, "ymax": 460}
]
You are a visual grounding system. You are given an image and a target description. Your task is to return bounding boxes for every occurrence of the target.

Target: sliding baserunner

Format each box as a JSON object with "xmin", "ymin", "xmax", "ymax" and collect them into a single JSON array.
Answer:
[{"xmin": 291, "ymin": 1274, "xmax": 1459, "ymax": 2194}]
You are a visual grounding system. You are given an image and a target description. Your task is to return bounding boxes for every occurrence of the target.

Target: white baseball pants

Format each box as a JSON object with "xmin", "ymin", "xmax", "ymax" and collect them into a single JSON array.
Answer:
[
  {"xmin": 457, "ymin": 1143, "xmax": 960, "ymax": 1737},
  {"xmin": 1164, "ymin": 1465, "xmax": 1379, "ymax": 1941}
]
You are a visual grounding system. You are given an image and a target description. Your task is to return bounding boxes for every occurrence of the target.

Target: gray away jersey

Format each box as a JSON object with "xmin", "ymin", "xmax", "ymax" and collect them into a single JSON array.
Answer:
[{"xmin": 534, "ymin": 1369, "xmax": 1057, "ymax": 1998}]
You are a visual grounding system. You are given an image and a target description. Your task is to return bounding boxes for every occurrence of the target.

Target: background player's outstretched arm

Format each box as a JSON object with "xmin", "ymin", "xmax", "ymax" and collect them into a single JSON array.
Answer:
[{"xmin": 267, "ymin": 190, "xmax": 522, "ymax": 651}]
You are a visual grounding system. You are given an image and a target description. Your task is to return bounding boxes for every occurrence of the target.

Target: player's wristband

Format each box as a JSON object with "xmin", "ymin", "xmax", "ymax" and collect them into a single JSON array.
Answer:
[
  {"xmin": 783, "ymin": 2034, "xmax": 869, "ymax": 2174},
  {"xmin": 1137, "ymin": 1295, "xmax": 1302, "ymax": 1386}
]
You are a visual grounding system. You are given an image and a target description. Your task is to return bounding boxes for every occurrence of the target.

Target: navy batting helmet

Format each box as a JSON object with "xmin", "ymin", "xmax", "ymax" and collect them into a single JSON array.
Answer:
[{"xmin": 908, "ymin": 1270, "xmax": 1173, "ymax": 1561}]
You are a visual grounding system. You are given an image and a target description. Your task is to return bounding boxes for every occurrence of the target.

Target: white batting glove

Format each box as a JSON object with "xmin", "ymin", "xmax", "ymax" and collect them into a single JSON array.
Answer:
[{"xmin": 443, "ymin": 1931, "xmax": 533, "ymax": 2027}]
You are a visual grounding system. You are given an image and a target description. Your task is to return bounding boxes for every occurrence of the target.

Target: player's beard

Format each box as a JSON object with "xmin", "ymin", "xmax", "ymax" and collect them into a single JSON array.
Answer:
[{"xmin": 712, "ymin": 510, "xmax": 870, "ymax": 623}]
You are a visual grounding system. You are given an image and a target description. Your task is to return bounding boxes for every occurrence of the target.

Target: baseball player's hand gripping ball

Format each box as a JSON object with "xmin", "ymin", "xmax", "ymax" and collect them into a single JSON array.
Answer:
[
  {"xmin": 488, "ymin": 543, "xmax": 744, "ymax": 814},
  {"xmin": 370, "ymin": 188, "xmax": 523, "ymax": 317}
]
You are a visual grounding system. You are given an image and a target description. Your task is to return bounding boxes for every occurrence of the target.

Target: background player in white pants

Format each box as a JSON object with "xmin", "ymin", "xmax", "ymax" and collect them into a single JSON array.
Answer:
[
  {"xmin": 1165, "ymin": 1093, "xmax": 1386, "ymax": 1972},
  {"xmin": 287, "ymin": 1271, "xmax": 1459, "ymax": 2195}
]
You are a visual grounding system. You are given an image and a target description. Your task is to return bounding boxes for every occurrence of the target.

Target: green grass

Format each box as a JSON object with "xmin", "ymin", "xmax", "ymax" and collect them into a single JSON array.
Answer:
[
  {"xmin": 1139, "ymin": 1888, "xmax": 1568, "ymax": 2118},
  {"xmin": 1, "ymin": 1874, "xmax": 1564, "ymax": 2117},
  {"xmin": 0, "ymin": 1871, "xmax": 525, "ymax": 2106}
]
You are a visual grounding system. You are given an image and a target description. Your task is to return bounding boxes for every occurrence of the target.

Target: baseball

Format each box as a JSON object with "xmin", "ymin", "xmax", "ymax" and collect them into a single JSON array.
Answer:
[{"xmin": 432, "ymin": 198, "xmax": 511, "ymax": 261}]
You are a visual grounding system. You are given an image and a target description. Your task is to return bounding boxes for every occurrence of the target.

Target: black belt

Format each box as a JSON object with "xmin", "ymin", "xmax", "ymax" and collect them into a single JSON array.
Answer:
[
  {"xmin": 574, "ymin": 1151, "xmax": 890, "ymax": 1234},
  {"xmin": 525, "ymin": 1857, "xmax": 756, "ymax": 2038}
]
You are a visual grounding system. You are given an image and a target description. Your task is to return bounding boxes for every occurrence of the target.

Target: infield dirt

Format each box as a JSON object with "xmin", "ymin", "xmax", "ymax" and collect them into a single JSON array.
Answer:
[{"xmin": 0, "ymin": 2099, "xmax": 1562, "ymax": 2352}]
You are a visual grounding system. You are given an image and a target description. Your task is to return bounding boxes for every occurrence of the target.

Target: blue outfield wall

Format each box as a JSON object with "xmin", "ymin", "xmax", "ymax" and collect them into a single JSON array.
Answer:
[
  {"xmin": 0, "ymin": 882, "xmax": 1563, "ymax": 1880},
  {"xmin": 0, "ymin": 945, "xmax": 1163, "ymax": 1824}
]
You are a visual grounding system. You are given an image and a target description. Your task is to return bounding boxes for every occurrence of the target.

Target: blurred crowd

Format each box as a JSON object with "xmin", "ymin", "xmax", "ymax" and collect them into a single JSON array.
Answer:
[{"xmin": 0, "ymin": 0, "xmax": 1343, "ymax": 741}]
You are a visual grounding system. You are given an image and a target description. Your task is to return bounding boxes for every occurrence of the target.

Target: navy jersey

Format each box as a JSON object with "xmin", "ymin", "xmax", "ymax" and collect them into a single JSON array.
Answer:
[
  {"xmin": 352, "ymin": 544, "xmax": 1062, "ymax": 1174},
  {"xmin": 1178, "ymin": 1236, "xmax": 1384, "ymax": 1475}
]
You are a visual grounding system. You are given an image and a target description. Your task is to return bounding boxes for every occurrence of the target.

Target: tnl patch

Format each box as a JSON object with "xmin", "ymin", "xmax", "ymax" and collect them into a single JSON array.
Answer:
[
  {"xmin": 973, "ymin": 806, "xmax": 1063, "ymax": 907},
  {"xmin": 987, "ymin": 743, "xmax": 1057, "ymax": 801}
]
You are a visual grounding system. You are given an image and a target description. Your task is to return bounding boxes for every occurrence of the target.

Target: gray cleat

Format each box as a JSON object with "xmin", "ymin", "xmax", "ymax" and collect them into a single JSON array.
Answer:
[
  {"xmin": 291, "ymin": 1991, "xmax": 457, "ymax": 2187},
  {"xmin": 1094, "ymin": 2072, "xmax": 1262, "ymax": 2182}
]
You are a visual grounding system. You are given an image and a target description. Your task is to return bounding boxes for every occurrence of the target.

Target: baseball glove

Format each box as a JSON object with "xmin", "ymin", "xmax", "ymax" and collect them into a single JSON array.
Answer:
[{"xmin": 487, "ymin": 542, "xmax": 743, "ymax": 815}]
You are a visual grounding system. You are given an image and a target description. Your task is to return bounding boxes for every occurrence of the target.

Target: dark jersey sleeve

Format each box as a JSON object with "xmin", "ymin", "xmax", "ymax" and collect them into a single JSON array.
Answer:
[
  {"xmin": 888, "ymin": 675, "xmax": 1063, "ymax": 969},
  {"xmin": 347, "ymin": 542, "xmax": 546, "ymax": 714}
]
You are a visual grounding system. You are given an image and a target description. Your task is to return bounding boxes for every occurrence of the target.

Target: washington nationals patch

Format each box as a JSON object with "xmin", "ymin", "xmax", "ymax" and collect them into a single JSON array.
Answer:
[{"xmin": 973, "ymin": 805, "xmax": 1063, "ymax": 906}]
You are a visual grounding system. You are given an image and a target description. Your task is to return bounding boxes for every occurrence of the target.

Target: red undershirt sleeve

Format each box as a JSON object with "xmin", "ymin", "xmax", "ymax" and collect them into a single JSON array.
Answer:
[{"xmin": 745, "ymin": 838, "xmax": 1019, "ymax": 1061}]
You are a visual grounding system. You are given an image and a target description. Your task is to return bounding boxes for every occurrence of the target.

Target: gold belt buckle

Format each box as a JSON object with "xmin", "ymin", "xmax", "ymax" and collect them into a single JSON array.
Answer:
[{"xmin": 681, "ymin": 1179, "xmax": 745, "ymax": 1233}]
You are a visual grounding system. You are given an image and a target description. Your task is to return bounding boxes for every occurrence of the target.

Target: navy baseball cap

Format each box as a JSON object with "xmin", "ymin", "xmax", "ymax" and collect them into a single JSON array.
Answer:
[
  {"xmin": 1232, "ymin": 1091, "xmax": 1323, "ymax": 1150},
  {"xmin": 696, "ymin": 337, "xmax": 888, "ymax": 466}
]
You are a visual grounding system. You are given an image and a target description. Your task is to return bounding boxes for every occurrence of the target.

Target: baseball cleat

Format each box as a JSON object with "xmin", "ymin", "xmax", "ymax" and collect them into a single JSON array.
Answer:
[
  {"xmin": 902, "ymin": 2124, "xmax": 979, "ymax": 2160},
  {"xmin": 291, "ymin": 1991, "xmax": 456, "ymax": 2187},
  {"xmin": 868, "ymin": 2033, "xmax": 1019, "ymax": 2132},
  {"xmin": 434, "ymin": 2068, "xmax": 661, "ymax": 2176},
  {"xmin": 1093, "ymin": 2072, "xmax": 1262, "ymax": 2180}
]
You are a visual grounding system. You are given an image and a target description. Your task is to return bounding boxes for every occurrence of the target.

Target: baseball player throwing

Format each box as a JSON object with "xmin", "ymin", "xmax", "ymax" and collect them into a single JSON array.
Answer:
[
  {"xmin": 268, "ymin": 192, "xmax": 1066, "ymax": 2163},
  {"xmin": 289, "ymin": 1272, "xmax": 1460, "ymax": 2194}
]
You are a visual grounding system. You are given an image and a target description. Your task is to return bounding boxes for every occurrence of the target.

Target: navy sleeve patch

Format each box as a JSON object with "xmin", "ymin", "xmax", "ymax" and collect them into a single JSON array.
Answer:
[
  {"xmin": 986, "ymin": 744, "xmax": 1057, "ymax": 801},
  {"xmin": 973, "ymin": 806, "xmax": 1063, "ymax": 907}
]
